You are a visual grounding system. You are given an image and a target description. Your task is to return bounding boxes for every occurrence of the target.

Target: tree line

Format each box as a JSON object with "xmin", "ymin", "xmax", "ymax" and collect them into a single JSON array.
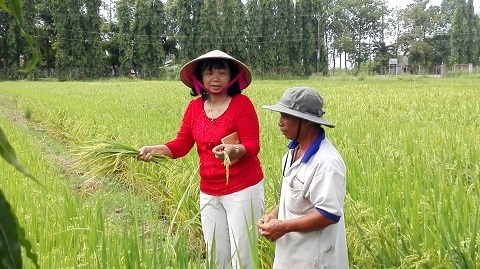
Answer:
[{"xmin": 0, "ymin": 0, "xmax": 479, "ymax": 80}]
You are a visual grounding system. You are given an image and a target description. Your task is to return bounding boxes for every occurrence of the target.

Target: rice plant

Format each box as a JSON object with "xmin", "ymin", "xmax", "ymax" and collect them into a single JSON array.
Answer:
[
  {"xmin": 71, "ymin": 139, "xmax": 167, "ymax": 179},
  {"xmin": 1, "ymin": 77, "xmax": 479, "ymax": 268}
]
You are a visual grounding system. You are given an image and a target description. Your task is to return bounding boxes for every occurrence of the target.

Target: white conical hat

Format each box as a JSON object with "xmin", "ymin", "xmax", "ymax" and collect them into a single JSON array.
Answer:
[{"xmin": 179, "ymin": 50, "xmax": 252, "ymax": 90}]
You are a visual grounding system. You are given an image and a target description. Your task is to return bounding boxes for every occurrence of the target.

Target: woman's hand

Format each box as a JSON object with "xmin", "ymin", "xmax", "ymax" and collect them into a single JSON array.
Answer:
[
  {"xmin": 138, "ymin": 146, "xmax": 158, "ymax": 162},
  {"xmin": 212, "ymin": 144, "xmax": 242, "ymax": 161},
  {"xmin": 138, "ymin": 145, "xmax": 173, "ymax": 160},
  {"xmin": 212, "ymin": 144, "xmax": 227, "ymax": 160}
]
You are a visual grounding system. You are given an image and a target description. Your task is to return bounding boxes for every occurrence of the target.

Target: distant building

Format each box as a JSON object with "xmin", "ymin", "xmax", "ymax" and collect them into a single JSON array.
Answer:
[
  {"xmin": 389, "ymin": 56, "xmax": 409, "ymax": 75},
  {"xmin": 453, "ymin": 63, "xmax": 474, "ymax": 73}
]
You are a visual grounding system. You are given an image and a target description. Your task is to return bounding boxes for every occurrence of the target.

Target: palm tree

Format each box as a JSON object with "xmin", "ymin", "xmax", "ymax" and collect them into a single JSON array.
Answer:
[{"xmin": 372, "ymin": 41, "xmax": 396, "ymax": 74}]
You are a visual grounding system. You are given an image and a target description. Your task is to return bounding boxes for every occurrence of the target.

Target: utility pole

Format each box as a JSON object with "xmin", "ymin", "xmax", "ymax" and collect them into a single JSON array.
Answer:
[{"xmin": 314, "ymin": 14, "xmax": 321, "ymax": 73}]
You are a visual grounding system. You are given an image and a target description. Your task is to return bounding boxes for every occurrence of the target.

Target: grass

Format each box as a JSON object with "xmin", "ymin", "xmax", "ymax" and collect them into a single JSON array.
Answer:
[{"xmin": 0, "ymin": 76, "xmax": 479, "ymax": 268}]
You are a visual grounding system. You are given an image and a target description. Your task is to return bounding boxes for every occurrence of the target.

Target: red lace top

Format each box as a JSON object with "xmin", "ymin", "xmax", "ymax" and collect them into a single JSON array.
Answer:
[{"xmin": 165, "ymin": 94, "xmax": 264, "ymax": 195}]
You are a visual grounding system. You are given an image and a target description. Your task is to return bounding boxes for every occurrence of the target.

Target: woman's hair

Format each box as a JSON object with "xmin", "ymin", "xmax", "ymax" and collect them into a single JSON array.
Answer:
[{"xmin": 190, "ymin": 58, "xmax": 242, "ymax": 100}]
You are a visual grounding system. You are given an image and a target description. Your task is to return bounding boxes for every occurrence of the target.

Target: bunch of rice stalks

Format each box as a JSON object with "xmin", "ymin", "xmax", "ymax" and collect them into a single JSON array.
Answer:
[
  {"xmin": 223, "ymin": 149, "xmax": 230, "ymax": 185},
  {"xmin": 72, "ymin": 139, "xmax": 167, "ymax": 179}
]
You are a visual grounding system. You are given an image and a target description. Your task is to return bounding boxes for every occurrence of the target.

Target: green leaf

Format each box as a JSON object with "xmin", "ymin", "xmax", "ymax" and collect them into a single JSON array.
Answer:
[
  {"xmin": 9, "ymin": 0, "xmax": 23, "ymax": 25},
  {"xmin": 17, "ymin": 224, "xmax": 39, "ymax": 269},
  {"xmin": 0, "ymin": 0, "xmax": 10, "ymax": 13},
  {"xmin": 19, "ymin": 30, "xmax": 40, "ymax": 73},
  {"xmin": 0, "ymin": 189, "xmax": 40, "ymax": 269},
  {"xmin": 0, "ymin": 189, "xmax": 23, "ymax": 269},
  {"xmin": 0, "ymin": 128, "xmax": 39, "ymax": 184},
  {"xmin": 0, "ymin": 0, "xmax": 40, "ymax": 73}
]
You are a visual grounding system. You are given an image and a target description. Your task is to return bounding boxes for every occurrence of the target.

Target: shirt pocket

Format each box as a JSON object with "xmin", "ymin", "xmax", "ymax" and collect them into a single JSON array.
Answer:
[{"xmin": 285, "ymin": 176, "xmax": 312, "ymax": 215}]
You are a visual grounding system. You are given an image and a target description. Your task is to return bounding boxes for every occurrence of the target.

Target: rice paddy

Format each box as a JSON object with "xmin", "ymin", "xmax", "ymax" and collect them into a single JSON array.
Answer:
[{"xmin": 0, "ymin": 75, "xmax": 479, "ymax": 268}]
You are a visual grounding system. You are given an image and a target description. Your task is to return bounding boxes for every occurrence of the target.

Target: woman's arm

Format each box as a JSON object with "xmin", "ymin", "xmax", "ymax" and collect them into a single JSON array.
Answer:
[{"xmin": 138, "ymin": 144, "xmax": 173, "ymax": 161}]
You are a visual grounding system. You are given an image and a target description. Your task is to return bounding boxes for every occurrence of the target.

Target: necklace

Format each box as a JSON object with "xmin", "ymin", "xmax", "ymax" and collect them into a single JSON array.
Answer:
[{"xmin": 206, "ymin": 96, "xmax": 228, "ymax": 123}]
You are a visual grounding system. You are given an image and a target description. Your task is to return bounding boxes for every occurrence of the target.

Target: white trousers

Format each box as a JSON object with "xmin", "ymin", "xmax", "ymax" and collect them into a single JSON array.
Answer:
[{"xmin": 200, "ymin": 180, "xmax": 264, "ymax": 269}]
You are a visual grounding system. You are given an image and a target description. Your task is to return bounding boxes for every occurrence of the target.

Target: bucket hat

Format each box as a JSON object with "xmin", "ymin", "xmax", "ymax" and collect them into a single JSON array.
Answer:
[
  {"xmin": 179, "ymin": 50, "xmax": 252, "ymax": 90},
  {"xmin": 262, "ymin": 86, "xmax": 335, "ymax": 128}
]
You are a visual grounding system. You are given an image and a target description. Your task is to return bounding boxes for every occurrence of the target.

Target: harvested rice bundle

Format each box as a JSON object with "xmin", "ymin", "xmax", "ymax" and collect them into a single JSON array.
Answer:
[
  {"xmin": 72, "ymin": 139, "xmax": 166, "ymax": 178},
  {"xmin": 223, "ymin": 149, "xmax": 231, "ymax": 185}
]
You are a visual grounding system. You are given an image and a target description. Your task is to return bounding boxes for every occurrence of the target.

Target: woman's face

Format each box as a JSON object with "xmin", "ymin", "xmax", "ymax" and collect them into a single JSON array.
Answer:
[{"xmin": 201, "ymin": 63, "xmax": 231, "ymax": 95}]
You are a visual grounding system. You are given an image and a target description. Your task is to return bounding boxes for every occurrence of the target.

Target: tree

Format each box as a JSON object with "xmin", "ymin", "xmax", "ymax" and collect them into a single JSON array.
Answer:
[
  {"xmin": 3, "ymin": 12, "xmax": 21, "ymax": 79},
  {"xmin": 256, "ymin": 0, "xmax": 297, "ymax": 75},
  {"xmin": 439, "ymin": 0, "xmax": 458, "ymax": 31},
  {"xmin": 394, "ymin": 0, "xmax": 446, "ymax": 71},
  {"xmin": 36, "ymin": 0, "xmax": 57, "ymax": 77},
  {"xmin": 464, "ymin": 0, "xmax": 478, "ymax": 65},
  {"xmin": 450, "ymin": 0, "xmax": 467, "ymax": 64},
  {"xmin": 477, "ymin": 12, "xmax": 480, "ymax": 63},
  {"xmin": 52, "ymin": 0, "xmax": 103, "ymax": 80},
  {"xmin": 316, "ymin": 1, "xmax": 329, "ymax": 75},
  {"xmin": 409, "ymin": 40, "xmax": 434, "ymax": 73},
  {"xmin": 402, "ymin": 0, "xmax": 438, "ymax": 40},
  {"xmin": 372, "ymin": 41, "xmax": 395, "ymax": 74},
  {"xmin": 221, "ymin": 0, "xmax": 247, "ymax": 61},
  {"xmin": 245, "ymin": 0, "xmax": 263, "ymax": 73},
  {"xmin": 0, "ymin": 0, "xmax": 40, "ymax": 79},
  {"xmin": 329, "ymin": 0, "xmax": 357, "ymax": 72},
  {"xmin": 133, "ymin": 0, "xmax": 166, "ymax": 79},
  {"xmin": 52, "ymin": 0, "xmax": 83, "ymax": 80},
  {"xmin": 194, "ymin": 0, "xmax": 247, "ymax": 60},
  {"xmin": 84, "ymin": 0, "xmax": 104, "ymax": 78},
  {"xmin": 197, "ymin": 0, "xmax": 221, "ymax": 53},
  {"xmin": 117, "ymin": 0, "xmax": 134, "ymax": 76},
  {"xmin": 296, "ymin": 0, "xmax": 323, "ymax": 75},
  {"xmin": 100, "ymin": 0, "xmax": 120, "ymax": 77},
  {"xmin": 336, "ymin": 0, "xmax": 387, "ymax": 74},
  {"xmin": 171, "ymin": 0, "xmax": 202, "ymax": 63},
  {"xmin": 0, "ymin": 0, "xmax": 36, "ymax": 79}
]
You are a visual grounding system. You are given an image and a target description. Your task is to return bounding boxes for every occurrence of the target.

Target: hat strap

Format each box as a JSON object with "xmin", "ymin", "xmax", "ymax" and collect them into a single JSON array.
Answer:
[
  {"xmin": 236, "ymin": 70, "xmax": 248, "ymax": 90},
  {"xmin": 188, "ymin": 70, "xmax": 248, "ymax": 95},
  {"xmin": 189, "ymin": 75, "xmax": 208, "ymax": 95}
]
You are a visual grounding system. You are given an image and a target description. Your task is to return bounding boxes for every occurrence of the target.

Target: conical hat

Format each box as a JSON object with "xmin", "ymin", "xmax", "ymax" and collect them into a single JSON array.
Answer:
[{"xmin": 179, "ymin": 50, "xmax": 252, "ymax": 90}]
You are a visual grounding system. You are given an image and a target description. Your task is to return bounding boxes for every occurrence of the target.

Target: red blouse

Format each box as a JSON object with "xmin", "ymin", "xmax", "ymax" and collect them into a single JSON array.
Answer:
[{"xmin": 165, "ymin": 94, "xmax": 264, "ymax": 195}]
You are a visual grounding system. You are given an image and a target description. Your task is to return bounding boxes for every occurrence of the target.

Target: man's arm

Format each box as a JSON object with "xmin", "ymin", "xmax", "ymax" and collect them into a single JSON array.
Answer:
[{"xmin": 258, "ymin": 209, "xmax": 337, "ymax": 241}]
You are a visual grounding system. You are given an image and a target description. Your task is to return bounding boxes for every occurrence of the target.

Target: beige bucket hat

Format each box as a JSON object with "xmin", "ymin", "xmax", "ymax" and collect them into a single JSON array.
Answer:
[{"xmin": 179, "ymin": 50, "xmax": 252, "ymax": 90}]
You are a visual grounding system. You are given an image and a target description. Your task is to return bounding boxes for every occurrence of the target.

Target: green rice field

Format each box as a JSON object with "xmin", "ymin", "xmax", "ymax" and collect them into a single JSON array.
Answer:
[{"xmin": 0, "ymin": 75, "xmax": 479, "ymax": 268}]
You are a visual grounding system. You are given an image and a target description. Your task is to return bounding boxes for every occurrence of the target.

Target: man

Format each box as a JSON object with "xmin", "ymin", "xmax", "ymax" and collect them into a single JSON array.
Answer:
[{"xmin": 258, "ymin": 86, "xmax": 349, "ymax": 268}]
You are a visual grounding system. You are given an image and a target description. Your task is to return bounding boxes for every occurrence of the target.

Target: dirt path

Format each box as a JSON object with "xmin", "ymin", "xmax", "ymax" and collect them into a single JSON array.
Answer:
[{"xmin": 0, "ymin": 99, "xmax": 98, "ymax": 193}]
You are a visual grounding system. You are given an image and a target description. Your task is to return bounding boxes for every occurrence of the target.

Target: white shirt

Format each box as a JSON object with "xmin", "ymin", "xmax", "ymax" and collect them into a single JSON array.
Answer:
[{"xmin": 273, "ymin": 137, "xmax": 349, "ymax": 269}]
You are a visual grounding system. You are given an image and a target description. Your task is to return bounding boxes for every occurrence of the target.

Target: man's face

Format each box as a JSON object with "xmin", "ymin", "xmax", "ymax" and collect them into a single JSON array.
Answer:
[{"xmin": 278, "ymin": 113, "xmax": 301, "ymax": 140}]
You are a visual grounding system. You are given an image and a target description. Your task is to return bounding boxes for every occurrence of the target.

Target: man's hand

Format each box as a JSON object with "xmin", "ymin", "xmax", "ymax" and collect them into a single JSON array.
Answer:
[{"xmin": 257, "ymin": 218, "xmax": 287, "ymax": 242}]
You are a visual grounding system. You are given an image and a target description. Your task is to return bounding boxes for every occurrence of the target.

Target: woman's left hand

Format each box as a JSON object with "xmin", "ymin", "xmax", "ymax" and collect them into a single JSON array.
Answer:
[
  {"xmin": 212, "ymin": 144, "xmax": 228, "ymax": 160},
  {"xmin": 213, "ymin": 144, "xmax": 242, "ymax": 164}
]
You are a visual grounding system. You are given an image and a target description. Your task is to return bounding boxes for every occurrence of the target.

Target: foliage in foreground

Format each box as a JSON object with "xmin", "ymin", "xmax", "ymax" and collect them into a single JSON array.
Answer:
[
  {"xmin": 0, "ymin": 127, "xmax": 39, "ymax": 268},
  {"xmin": 0, "ymin": 0, "xmax": 40, "ymax": 266}
]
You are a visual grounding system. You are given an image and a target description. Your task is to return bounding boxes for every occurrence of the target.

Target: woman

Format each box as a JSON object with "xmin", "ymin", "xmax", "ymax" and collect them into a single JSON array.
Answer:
[{"xmin": 138, "ymin": 50, "xmax": 264, "ymax": 269}]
